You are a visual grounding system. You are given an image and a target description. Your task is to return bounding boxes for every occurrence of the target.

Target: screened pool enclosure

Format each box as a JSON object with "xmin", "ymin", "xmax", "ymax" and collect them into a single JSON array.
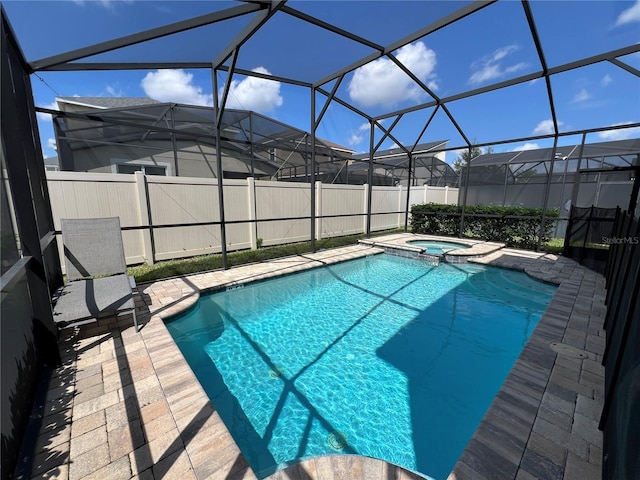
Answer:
[
  {"xmin": 1, "ymin": 1, "xmax": 640, "ymax": 478},
  {"xmin": 466, "ymin": 138, "xmax": 640, "ymax": 237},
  {"xmin": 49, "ymin": 100, "xmax": 459, "ymax": 187}
]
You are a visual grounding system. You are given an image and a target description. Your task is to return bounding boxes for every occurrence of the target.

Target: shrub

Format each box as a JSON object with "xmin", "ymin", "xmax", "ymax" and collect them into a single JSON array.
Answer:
[{"xmin": 410, "ymin": 203, "xmax": 559, "ymax": 250}]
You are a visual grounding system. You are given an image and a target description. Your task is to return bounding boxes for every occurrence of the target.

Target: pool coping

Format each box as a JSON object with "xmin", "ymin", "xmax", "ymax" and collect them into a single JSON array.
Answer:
[
  {"xmin": 359, "ymin": 233, "xmax": 505, "ymax": 263},
  {"xmin": 33, "ymin": 236, "xmax": 605, "ymax": 480}
]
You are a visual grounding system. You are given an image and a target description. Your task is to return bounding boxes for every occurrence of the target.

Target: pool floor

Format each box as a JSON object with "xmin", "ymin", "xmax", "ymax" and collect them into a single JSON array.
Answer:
[{"xmin": 166, "ymin": 255, "xmax": 556, "ymax": 479}]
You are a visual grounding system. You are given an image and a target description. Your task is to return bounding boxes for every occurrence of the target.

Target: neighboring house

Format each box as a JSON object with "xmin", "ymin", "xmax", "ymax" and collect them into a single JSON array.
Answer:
[
  {"xmin": 43, "ymin": 156, "xmax": 60, "ymax": 172},
  {"xmin": 466, "ymin": 138, "xmax": 640, "ymax": 211},
  {"xmin": 350, "ymin": 141, "xmax": 457, "ymax": 187},
  {"xmin": 52, "ymin": 97, "xmax": 355, "ymax": 181}
]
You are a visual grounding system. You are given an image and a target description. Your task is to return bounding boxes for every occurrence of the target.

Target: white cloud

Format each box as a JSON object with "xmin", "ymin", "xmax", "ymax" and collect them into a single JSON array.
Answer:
[
  {"xmin": 348, "ymin": 41, "xmax": 438, "ymax": 108},
  {"xmin": 505, "ymin": 62, "xmax": 528, "ymax": 74},
  {"xmin": 572, "ymin": 88, "xmax": 591, "ymax": 103},
  {"xmin": 105, "ymin": 85, "xmax": 124, "ymax": 96},
  {"xmin": 615, "ymin": 0, "xmax": 640, "ymax": 27},
  {"xmin": 223, "ymin": 67, "xmax": 283, "ymax": 113},
  {"xmin": 601, "ymin": 74, "xmax": 613, "ymax": 87},
  {"xmin": 36, "ymin": 100, "xmax": 59, "ymax": 122},
  {"xmin": 513, "ymin": 142, "xmax": 540, "ymax": 151},
  {"xmin": 141, "ymin": 69, "xmax": 213, "ymax": 106},
  {"xmin": 348, "ymin": 123, "xmax": 370, "ymax": 147},
  {"xmin": 597, "ymin": 123, "xmax": 640, "ymax": 140},
  {"xmin": 533, "ymin": 119, "xmax": 564, "ymax": 135},
  {"xmin": 469, "ymin": 45, "xmax": 528, "ymax": 85},
  {"xmin": 73, "ymin": 0, "xmax": 132, "ymax": 10},
  {"xmin": 47, "ymin": 138, "xmax": 57, "ymax": 152}
]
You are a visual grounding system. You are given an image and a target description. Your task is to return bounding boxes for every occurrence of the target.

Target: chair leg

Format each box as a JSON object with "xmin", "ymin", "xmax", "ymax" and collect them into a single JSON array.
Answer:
[{"xmin": 132, "ymin": 308, "xmax": 139, "ymax": 333}]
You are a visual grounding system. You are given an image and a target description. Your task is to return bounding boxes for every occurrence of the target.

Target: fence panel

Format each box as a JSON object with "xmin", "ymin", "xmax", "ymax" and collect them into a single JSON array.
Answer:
[
  {"xmin": 47, "ymin": 171, "xmax": 145, "ymax": 264},
  {"xmin": 146, "ymin": 176, "xmax": 222, "ymax": 260},
  {"xmin": 408, "ymin": 187, "xmax": 424, "ymax": 206},
  {"xmin": 371, "ymin": 186, "xmax": 402, "ymax": 231},
  {"xmin": 426, "ymin": 186, "xmax": 453, "ymax": 204},
  {"xmin": 320, "ymin": 183, "xmax": 365, "ymax": 238},
  {"xmin": 255, "ymin": 181, "xmax": 311, "ymax": 246},
  {"xmin": 223, "ymin": 180, "xmax": 253, "ymax": 251}
]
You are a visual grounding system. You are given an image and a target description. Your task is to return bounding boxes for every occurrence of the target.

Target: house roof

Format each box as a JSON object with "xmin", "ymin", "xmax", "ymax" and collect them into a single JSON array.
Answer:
[
  {"xmin": 56, "ymin": 96, "xmax": 161, "ymax": 110},
  {"xmin": 348, "ymin": 141, "xmax": 451, "ymax": 173},
  {"xmin": 471, "ymin": 138, "xmax": 640, "ymax": 167},
  {"xmin": 317, "ymin": 138, "xmax": 355, "ymax": 154},
  {"xmin": 351, "ymin": 140, "xmax": 447, "ymax": 165},
  {"xmin": 52, "ymin": 97, "xmax": 354, "ymax": 157}
]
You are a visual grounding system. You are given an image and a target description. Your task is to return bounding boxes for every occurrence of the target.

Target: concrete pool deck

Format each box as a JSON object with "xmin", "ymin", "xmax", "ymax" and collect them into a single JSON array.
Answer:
[{"xmin": 31, "ymin": 235, "xmax": 605, "ymax": 480}]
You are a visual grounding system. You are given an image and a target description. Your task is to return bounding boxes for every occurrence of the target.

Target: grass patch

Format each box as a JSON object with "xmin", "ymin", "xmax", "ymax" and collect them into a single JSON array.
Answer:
[
  {"xmin": 128, "ymin": 229, "xmax": 403, "ymax": 283},
  {"xmin": 541, "ymin": 237, "xmax": 564, "ymax": 254}
]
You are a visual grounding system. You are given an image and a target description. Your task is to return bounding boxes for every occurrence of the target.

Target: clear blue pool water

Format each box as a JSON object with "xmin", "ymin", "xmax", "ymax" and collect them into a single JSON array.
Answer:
[
  {"xmin": 407, "ymin": 240, "xmax": 471, "ymax": 255},
  {"xmin": 165, "ymin": 254, "xmax": 556, "ymax": 480}
]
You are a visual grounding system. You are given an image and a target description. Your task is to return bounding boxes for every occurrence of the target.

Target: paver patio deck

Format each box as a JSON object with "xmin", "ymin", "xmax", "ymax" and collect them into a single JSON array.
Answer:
[{"xmin": 30, "ymin": 235, "xmax": 606, "ymax": 480}]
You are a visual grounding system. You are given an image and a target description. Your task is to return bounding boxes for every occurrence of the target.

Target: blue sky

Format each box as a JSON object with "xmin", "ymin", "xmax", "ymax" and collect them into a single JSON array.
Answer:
[{"xmin": 4, "ymin": 0, "xmax": 640, "ymax": 163}]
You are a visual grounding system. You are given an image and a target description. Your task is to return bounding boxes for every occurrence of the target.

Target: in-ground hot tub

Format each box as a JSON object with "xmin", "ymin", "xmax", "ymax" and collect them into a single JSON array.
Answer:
[{"xmin": 406, "ymin": 240, "xmax": 471, "ymax": 255}]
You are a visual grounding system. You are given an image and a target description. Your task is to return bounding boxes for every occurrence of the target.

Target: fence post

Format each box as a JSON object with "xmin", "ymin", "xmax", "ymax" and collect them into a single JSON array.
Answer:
[
  {"xmin": 444, "ymin": 186, "xmax": 449, "ymax": 204},
  {"xmin": 363, "ymin": 184, "xmax": 369, "ymax": 234},
  {"xmin": 134, "ymin": 171, "xmax": 154, "ymax": 265},
  {"xmin": 247, "ymin": 177, "xmax": 258, "ymax": 249},
  {"xmin": 424, "ymin": 184, "xmax": 428, "ymax": 204},
  {"xmin": 398, "ymin": 184, "xmax": 404, "ymax": 228},
  {"xmin": 316, "ymin": 181, "xmax": 323, "ymax": 240}
]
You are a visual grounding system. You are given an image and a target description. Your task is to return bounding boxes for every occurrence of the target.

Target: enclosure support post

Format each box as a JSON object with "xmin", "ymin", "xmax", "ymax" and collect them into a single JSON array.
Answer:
[
  {"xmin": 310, "ymin": 88, "xmax": 317, "ymax": 252},
  {"xmin": 570, "ymin": 133, "xmax": 588, "ymax": 211},
  {"xmin": 366, "ymin": 121, "xmax": 374, "ymax": 237},
  {"xmin": 134, "ymin": 172, "xmax": 155, "ymax": 264},
  {"xmin": 627, "ymin": 168, "xmax": 640, "ymax": 215},
  {"xmin": 459, "ymin": 146, "xmax": 472, "ymax": 237},
  {"xmin": 170, "ymin": 105, "xmax": 180, "ymax": 177},
  {"xmin": 502, "ymin": 163, "xmax": 508, "ymax": 207},
  {"xmin": 404, "ymin": 153, "xmax": 413, "ymax": 232},
  {"xmin": 537, "ymin": 136, "xmax": 558, "ymax": 251},
  {"xmin": 249, "ymin": 113, "xmax": 255, "ymax": 177},
  {"xmin": 247, "ymin": 177, "xmax": 258, "ymax": 249},
  {"xmin": 212, "ymin": 69, "xmax": 228, "ymax": 269}
]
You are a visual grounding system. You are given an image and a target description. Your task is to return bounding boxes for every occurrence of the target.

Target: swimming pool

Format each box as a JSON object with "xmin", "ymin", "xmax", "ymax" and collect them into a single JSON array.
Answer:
[
  {"xmin": 166, "ymin": 254, "xmax": 556, "ymax": 479},
  {"xmin": 407, "ymin": 240, "xmax": 471, "ymax": 255}
]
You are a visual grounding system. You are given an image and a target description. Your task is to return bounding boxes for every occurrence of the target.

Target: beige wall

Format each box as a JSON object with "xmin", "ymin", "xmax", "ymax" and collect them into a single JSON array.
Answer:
[{"xmin": 64, "ymin": 140, "xmax": 274, "ymax": 178}]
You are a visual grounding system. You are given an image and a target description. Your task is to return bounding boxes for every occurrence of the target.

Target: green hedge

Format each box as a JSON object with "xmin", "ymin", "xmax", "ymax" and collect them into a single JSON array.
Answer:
[{"xmin": 410, "ymin": 203, "xmax": 559, "ymax": 250}]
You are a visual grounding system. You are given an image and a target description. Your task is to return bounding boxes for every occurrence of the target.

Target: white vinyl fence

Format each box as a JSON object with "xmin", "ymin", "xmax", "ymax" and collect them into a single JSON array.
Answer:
[{"xmin": 47, "ymin": 171, "xmax": 458, "ymax": 265}]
